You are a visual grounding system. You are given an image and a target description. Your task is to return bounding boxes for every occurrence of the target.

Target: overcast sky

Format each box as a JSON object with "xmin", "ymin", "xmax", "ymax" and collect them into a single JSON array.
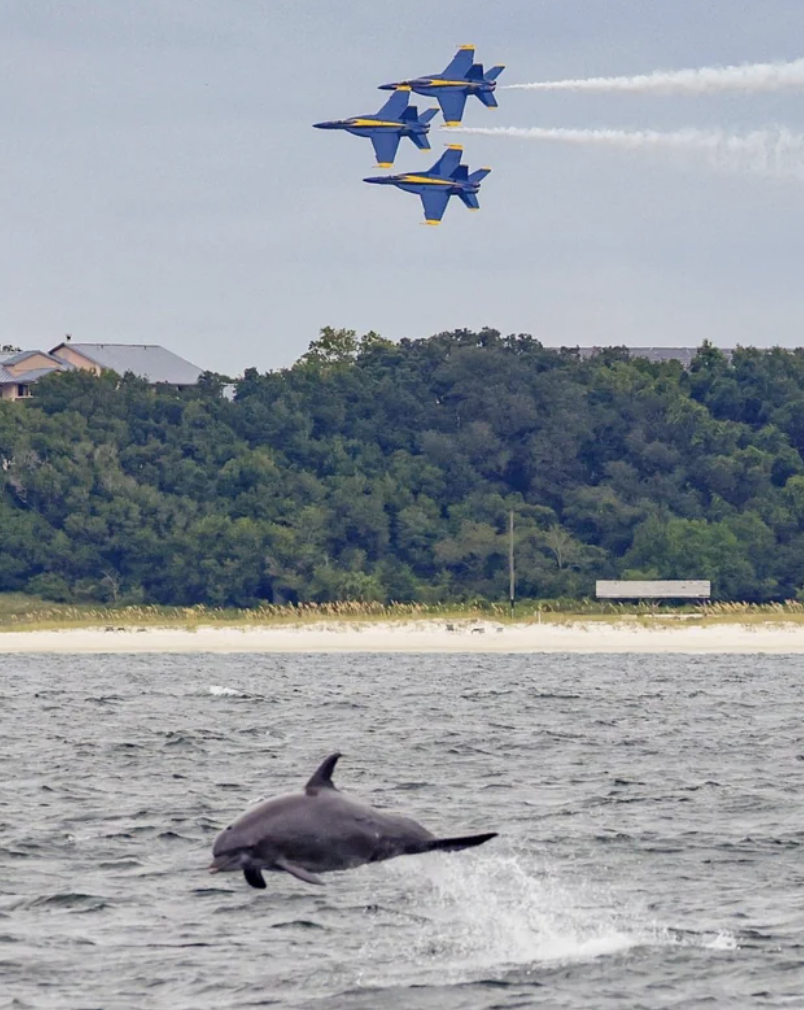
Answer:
[{"xmin": 3, "ymin": 1, "xmax": 804, "ymax": 375}]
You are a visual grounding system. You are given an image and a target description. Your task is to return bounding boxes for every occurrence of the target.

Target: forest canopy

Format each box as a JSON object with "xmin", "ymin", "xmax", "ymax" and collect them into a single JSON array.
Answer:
[{"xmin": 3, "ymin": 328, "xmax": 804, "ymax": 607}]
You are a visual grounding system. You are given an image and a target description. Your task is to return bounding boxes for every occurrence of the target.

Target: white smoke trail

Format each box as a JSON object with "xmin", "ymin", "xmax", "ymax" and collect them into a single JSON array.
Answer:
[
  {"xmin": 446, "ymin": 125, "xmax": 804, "ymax": 181},
  {"xmin": 504, "ymin": 58, "xmax": 804, "ymax": 94}
]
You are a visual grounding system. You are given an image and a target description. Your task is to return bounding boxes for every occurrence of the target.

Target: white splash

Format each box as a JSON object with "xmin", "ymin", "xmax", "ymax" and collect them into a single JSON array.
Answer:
[
  {"xmin": 356, "ymin": 851, "xmax": 739, "ymax": 991},
  {"xmin": 208, "ymin": 685, "xmax": 242, "ymax": 697},
  {"xmin": 445, "ymin": 125, "xmax": 804, "ymax": 181},
  {"xmin": 703, "ymin": 931, "xmax": 739, "ymax": 951},
  {"xmin": 357, "ymin": 852, "xmax": 668, "ymax": 989},
  {"xmin": 505, "ymin": 58, "xmax": 804, "ymax": 94},
  {"xmin": 409, "ymin": 854, "xmax": 654, "ymax": 968}
]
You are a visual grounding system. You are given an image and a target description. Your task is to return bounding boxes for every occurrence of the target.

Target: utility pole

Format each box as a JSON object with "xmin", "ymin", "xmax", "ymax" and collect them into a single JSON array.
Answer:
[{"xmin": 508, "ymin": 510, "xmax": 515, "ymax": 619}]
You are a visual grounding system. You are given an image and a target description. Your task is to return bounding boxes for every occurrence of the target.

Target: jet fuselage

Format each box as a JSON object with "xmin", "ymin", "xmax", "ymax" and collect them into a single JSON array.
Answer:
[
  {"xmin": 380, "ymin": 77, "xmax": 497, "ymax": 97},
  {"xmin": 313, "ymin": 117, "xmax": 430, "ymax": 140}
]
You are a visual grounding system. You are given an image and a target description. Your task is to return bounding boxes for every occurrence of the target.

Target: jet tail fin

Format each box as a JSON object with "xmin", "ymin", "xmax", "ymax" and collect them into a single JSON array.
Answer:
[
  {"xmin": 411, "ymin": 132, "xmax": 431, "ymax": 150},
  {"xmin": 469, "ymin": 168, "xmax": 491, "ymax": 184},
  {"xmin": 458, "ymin": 191, "xmax": 480, "ymax": 210},
  {"xmin": 419, "ymin": 108, "xmax": 439, "ymax": 124},
  {"xmin": 477, "ymin": 91, "xmax": 498, "ymax": 108},
  {"xmin": 425, "ymin": 832, "xmax": 498, "ymax": 853},
  {"xmin": 485, "ymin": 65, "xmax": 505, "ymax": 81},
  {"xmin": 466, "ymin": 63, "xmax": 485, "ymax": 80}
]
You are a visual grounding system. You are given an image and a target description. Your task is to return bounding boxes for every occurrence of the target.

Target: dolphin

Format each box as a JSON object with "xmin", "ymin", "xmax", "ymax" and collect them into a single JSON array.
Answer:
[{"xmin": 209, "ymin": 752, "xmax": 497, "ymax": 889}]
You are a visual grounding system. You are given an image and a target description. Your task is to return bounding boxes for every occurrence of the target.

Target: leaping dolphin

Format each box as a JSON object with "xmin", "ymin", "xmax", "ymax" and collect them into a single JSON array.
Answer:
[{"xmin": 209, "ymin": 752, "xmax": 498, "ymax": 889}]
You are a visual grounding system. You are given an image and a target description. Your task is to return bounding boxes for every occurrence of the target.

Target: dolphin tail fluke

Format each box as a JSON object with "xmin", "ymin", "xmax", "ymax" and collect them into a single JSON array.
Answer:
[
  {"xmin": 426, "ymin": 832, "xmax": 498, "ymax": 852},
  {"xmin": 243, "ymin": 865, "xmax": 267, "ymax": 889}
]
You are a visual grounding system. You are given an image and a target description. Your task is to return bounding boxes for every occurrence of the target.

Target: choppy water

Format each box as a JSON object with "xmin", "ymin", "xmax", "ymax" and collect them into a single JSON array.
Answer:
[{"xmin": 1, "ymin": 652, "xmax": 803, "ymax": 1009}]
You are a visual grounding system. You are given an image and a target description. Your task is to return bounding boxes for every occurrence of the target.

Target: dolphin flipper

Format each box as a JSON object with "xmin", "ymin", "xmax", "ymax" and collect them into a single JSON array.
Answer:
[
  {"xmin": 243, "ymin": 865, "xmax": 267, "ymax": 889},
  {"xmin": 305, "ymin": 752, "xmax": 342, "ymax": 795},
  {"xmin": 276, "ymin": 858, "xmax": 325, "ymax": 885}
]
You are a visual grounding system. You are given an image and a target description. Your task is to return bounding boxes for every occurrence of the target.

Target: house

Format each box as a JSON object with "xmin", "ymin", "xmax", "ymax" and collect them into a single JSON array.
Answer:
[
  {"xmin": 0, "ymin": 350, "xmax": 68, "ymax": 401},
  {"xmin": 0, "ymin": 341, "xmax": 204, "ymax": 401},
  {"xmin": 49, "ymin": 342, "xmax": 204, "ymax": 387}
]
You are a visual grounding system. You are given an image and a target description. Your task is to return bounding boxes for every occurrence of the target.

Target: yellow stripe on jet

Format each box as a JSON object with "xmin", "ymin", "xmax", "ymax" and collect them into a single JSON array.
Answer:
[
  {"xmin": 399, "ymin": 175, "xmax": 454, "ymax": 185},
  {"xmin": 351, "ymin": 119, "xmax": 404, "ymax": 128},
  {"xmin": 427, "ymin": 80, "xmax": 478, "ymax": 87}
]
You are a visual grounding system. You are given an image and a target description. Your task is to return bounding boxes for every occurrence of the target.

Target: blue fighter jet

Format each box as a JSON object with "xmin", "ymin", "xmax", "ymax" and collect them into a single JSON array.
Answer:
[
  {"xmin": 379, "ymin": 45, "xmax": 504, "ymax": 126},
  {"xmin": 313, "ymin": 88, "xmax": 439, "ymax": 167},
  {"xmin": 364, "ymin": 145, "xmax": 490, "ymax": 225}
]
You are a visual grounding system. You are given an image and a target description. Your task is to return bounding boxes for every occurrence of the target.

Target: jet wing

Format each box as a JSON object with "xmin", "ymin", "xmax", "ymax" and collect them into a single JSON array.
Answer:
[
  {"xmin": 420, "ymin": 189, "xmax": 451, "ymax": 225},
  {"xmin": 375, "ymin": 89, "xmax": 411, "ymax": 120},
  {"xmin": 437, "ymin": 91, "xmax": 468, "ymax": 126},
  {"xmin": 441, "ymin": 46, "xmax": 475, "ymax": 79},
  {"xmin": 429, "ymin": 146, "xmax": 463, "ymax": 178},
  {"xmin": 370, "ymin": 132, "xmax": 402, "ymax": 167}
]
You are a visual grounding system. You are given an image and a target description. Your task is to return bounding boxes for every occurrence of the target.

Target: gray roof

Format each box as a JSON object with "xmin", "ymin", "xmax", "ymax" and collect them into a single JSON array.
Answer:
[
  {"xmin": 573, "ymin": 346, "xmax": 735, "ymax": 367},
  {"xmin": 51, "ymin": 343, "xmax": 203, "ymax": 385}
]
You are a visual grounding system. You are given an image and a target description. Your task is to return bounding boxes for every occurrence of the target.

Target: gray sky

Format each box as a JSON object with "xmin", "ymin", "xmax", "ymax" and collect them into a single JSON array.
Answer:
[{"xmin": 3, "ymin": 1, "xmax": 804, "ymax": 375}]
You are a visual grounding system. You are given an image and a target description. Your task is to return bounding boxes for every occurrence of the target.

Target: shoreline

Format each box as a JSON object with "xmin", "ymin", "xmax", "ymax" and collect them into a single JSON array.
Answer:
[{"xmin": 3, "ymin": 618, "xmax": 804, "ymax": 653}]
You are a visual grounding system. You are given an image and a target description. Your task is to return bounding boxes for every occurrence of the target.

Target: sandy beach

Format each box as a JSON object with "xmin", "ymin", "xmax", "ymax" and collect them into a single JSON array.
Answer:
[{"xmin": 2, "ymin": 619, "xmax": 804, "ymax": 653}]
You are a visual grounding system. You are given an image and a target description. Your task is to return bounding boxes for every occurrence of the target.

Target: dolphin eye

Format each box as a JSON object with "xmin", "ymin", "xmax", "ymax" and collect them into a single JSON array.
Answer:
[{"xmin": 226, "ymin": 825, "xmax": 233, "ymax": 830}]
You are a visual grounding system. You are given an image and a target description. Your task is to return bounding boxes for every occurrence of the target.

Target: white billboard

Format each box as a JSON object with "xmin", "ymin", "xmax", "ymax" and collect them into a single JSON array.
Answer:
[{"xmin": 596, "ymin": 580, "xmax": 711, "ymax": 599}]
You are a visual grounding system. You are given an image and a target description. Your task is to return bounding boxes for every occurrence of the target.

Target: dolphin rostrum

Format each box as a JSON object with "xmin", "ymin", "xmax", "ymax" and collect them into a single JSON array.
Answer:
[{"xmin": 209, "ymin": 752, "xmax": 498, "ymax": 889}]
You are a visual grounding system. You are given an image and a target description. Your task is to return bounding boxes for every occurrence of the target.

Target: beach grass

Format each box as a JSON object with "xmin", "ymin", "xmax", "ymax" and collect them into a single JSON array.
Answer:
[{"xmin": 3, "ymin": 592, "xmax": 804, "ymax": 633}]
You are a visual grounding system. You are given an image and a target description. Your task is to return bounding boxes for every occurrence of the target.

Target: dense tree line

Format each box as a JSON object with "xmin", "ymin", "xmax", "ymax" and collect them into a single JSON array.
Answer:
[{"xmin": 3, "ymin": 328, "xmax": 804, "ymax": 606}]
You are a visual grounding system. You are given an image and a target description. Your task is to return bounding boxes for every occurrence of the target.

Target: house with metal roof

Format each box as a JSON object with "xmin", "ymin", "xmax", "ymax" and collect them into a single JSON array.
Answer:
[
  {"xmin": 0, "ymin": 341, "xmax": 204, "ymax": 401},
  {"xmin": 49, "ymin": 342, "xmax": 204, "ymax": 386}
]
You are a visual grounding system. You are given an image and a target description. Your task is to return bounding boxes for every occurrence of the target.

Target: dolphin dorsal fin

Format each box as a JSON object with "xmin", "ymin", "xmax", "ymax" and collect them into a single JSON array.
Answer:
[{"xmin": 305, "ymin": 752, "xmax": 341, "ymax": 795}]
